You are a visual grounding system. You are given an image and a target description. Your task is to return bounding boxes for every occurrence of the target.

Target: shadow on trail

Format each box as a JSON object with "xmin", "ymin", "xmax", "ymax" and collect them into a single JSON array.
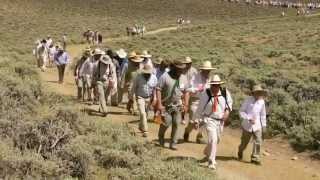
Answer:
[{"xmin": 216, "ymin": 155, "xmax": 238, "ymax": 162}]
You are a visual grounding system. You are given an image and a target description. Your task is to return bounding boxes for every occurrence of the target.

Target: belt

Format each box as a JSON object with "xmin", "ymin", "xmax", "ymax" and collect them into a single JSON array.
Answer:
[
  {"xmin": 137, "ymin": 95, "xmax": 151, "ymax": 99},
  {"xmin": 203, "ymin": 115, "xmax": 223, "ymax": 121}
]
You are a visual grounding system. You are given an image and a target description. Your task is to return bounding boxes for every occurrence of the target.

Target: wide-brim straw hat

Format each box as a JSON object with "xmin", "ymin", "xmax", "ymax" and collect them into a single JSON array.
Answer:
[
  {"xmin": 141, "ymin": 50, "xmax": 152, "ymax": 58},
  {"xmin": 208, "ymin": 75, "xmax": 225, "ymax": 85},
  {"xmin": 100, "ymin": 55, "xmax": 112, "ymax": 65},
  {"xmin": 153, "ymin": 57, "xmax": 163, "ymax": 65},
  {"xmin": 183, "ymin": 56, "xmax": 192, "ymax": 64},
  {"xmin": 252, "ymin": 85, "xmax": 267, "ymax": 96},
  {"xmin": 129, "ymin": 51, "xmax": 144, "ymax": 62},
  {"xmin": 93, "ymin": 49, "xmax": 105, "ymax": 56},
  {"xmin": 199, "ymin": 61, "xmax": 216, "ymax": 70},
  {"xmin": 141, "ymin": 64, "xmax": 153, "ymax": 74},
  {"xmin": 173, "ymin": 59, "xmax": 187, "ymax": 69},
  {"xmin": 116, "ymin": 49, "xmax": 127, "ymax": 58}
]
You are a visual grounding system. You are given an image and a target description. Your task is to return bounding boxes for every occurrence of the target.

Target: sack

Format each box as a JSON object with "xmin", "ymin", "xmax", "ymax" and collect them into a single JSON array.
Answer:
[{"xmin": 154, "ymin": 111, "xmax": 164, "ymax": 125}]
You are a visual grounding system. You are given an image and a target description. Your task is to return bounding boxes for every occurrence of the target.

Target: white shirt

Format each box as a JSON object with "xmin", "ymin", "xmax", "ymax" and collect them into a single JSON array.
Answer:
[
  {"xmin": 239, "ymin": 96, "xmax": 267, "ymax": 132},
  {"xmin": 130, "ymin": 73, "xmax": 158, "ymax": 99},
  {"xmin": 80, "ymin": 58, "xmax": 95, "ymax": 77},
  {"xmin": 195, "ymin": 89, "xmax": 233, "ymax": 121},
  {"xmin": 187, "ymin": 73, "xmax": 210, "ymax": 98}
]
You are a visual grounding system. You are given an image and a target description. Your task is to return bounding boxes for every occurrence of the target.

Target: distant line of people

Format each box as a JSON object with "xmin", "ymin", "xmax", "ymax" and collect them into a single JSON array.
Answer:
[
  {"xmin": 83, "ymin": 29, "xmax": 103, "ymax": 45},
  {"xmin": 72, "ymin": 47, "xmax": 268, "ymax": 170},
  {"xmin": 33, "ymin": 35, "xmax": 70, "ymax": 83}
]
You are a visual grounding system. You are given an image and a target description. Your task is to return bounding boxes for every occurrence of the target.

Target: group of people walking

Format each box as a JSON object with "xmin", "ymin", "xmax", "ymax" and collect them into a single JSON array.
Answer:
[
  {"xmin": 34, "ymin": 35, "xmax": 70, "ymax": 83},
  {"xmin": 73, "ymin": 47, "xmax": 268, "ymax": 170}
]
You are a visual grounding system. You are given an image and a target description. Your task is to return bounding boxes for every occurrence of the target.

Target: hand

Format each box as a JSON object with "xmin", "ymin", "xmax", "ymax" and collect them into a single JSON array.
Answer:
[{"xmin": 157, "ymin": 104, "xmax": 165, "ymax": 112}]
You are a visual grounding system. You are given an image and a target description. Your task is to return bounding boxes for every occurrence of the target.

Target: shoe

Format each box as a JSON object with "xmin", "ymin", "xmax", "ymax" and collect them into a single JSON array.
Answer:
[
  {"xmin": 198, "ymin": 157, "xmax": 209, "ymax": 163},
  {"xmin": 238, "ymin": 151, "xmax": 243, "ymax": 161},
  {"xmin": 159, "ymin": 139, "xmax": 165, "ymax": 147},
  {"xmin": 251, "ymin": 158, "xmax": 262, "ymax": 165},
  {"xmin": 208, "ymin": 161, "xmax": 216, "ymax": 170},
  {"xmin": 142, "ymin": 132, "xmax": 148, "ymax": 138},
  {"xmin": 183, "ymin": 133, "xmax": 189, "ymax": 142},
  {"xmin": 170, "ymin": 143, "xmax": 178, "ymax": 150}
]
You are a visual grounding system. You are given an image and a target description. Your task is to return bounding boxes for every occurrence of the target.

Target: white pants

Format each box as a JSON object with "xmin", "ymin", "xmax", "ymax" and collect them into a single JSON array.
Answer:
[{"xmin": 204, "ymin": 119, "xmax": 222, "ymax": 164}]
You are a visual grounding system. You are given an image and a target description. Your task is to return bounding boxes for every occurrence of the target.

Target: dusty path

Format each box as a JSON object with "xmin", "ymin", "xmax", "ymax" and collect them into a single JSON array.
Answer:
[{"xmin": 40, "ymin": 25, "xmax": 320, "ymax": 180}]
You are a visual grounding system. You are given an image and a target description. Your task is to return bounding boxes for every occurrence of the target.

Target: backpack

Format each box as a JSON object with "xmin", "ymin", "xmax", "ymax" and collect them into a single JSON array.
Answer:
[{"xmin": 203, "ymin": 87, "xmax": 231, "ymax": 112}]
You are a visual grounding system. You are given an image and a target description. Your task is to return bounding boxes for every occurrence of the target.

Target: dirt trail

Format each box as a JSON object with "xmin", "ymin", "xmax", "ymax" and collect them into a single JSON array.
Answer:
[{"xmin": 40, "ymin": 26, "xmax": 320, "ymax": 180}]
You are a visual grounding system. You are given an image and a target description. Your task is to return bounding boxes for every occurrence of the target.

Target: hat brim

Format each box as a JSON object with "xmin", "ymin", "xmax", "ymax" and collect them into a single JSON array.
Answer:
[
  {"xmin": 209, "ymin": 81, "xmax": 225, "ymax": 85},
  {"xmin": 130, "ymin": 57, "xmax": 144, "ymax": 63},
  {"xmin": 142, "ymin": 55, "xmax": 152, "ymax": 58},
  {"xmin": 94, "ymin": 52, "xmax": 106, "ymax": 56},
  {"xmin": 174, "ymin": 64, "xmax": 187, "ymax": 69},
  {"xmin": 142, "ymin": 69, "xmax": 153, "ymax": 74},
  {"xmin": 253, "ymin": 90, "xmax": 268, "ymax": 95},
  {"xmin": 199, "ymin": 67, "xmax": 217, "ymax": 70},
  {"xmin": 117, "ymin": 51, "xmax": 127, "ymax": 58}
]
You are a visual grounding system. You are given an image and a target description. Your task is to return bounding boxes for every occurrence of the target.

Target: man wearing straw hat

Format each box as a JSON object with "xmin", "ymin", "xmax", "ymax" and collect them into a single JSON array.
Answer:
[
  {"xmin": 194, "ymin": 74, "xmax": 233, "ymax": 170},
  {"xmin": 126, "ymin": 51, "xmax": 144, "ymax": 113},
  {"xmin": 156, "ymin": 58, "xmax": 190, "ymax": 150},
  {"xmin": 54, "ymin": 45, "xmax": 70, "ymax": 84},
  {"xmin": 114, "ymin": 48, "xmax": 129, "ymax": 105},
  {"xmin": 90, "ymin": 49, "xmax": 106, "ymax": 104},
  {"xmin": 238, "ymin": 84, "xmax": 267, "ymax": 165},
  {"xmin": 129, "ymin": 64, "xmax": 158, "ymax": 137},
  {"xmin": 154, "ymin": 57, "xmax": 171, "ymax": 79},
  {"xmin": 182, "ymin": 56, "xmax": 198, "ymax": 82},
  {"xmin": 74, "ymin": 47, "xmax": 92, "ymax": 100},
  {"xmin": 94, "ymin": 54, "xmax": 117, "ymax": 116},
  {"xmin": 184, "ymin": 61, "xmax": 216, "ymax": 144},
  {"xmin": 141, "ymin": 50, "xmax": 154, "ymax": 68}
]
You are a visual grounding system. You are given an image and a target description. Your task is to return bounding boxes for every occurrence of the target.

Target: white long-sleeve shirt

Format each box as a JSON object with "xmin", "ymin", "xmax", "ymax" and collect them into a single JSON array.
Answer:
[
  {"xmin": 195, "ymin": 89, "xmax": 233, "ymax": 121},
  {"xmin": 187, "ymin": 73, "xmax": 210, "ymax": 98},
  {"xmin": 239, "ymin": 96, "xmax": 267, "ymax": 132}
]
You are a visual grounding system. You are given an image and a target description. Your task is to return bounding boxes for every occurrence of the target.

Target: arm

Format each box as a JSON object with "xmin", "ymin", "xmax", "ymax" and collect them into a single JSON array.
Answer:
[
  {"xmin": 260, "ymin": 101, "xmax": 267, "ymax": 127},
  {"xmin": 194, "ymin": 91, "xmax": 208, "ymax": 122},
  {"xmin": 129, "ymin": 75, "xmax": 138, "ymax": 101},
  {"xmin": 239, "ymin": 97, "xmax": 250, "ymax": 120},
  {"xmin": 223, "ymin": 90, "xmax": 233, "ymax": 122}
]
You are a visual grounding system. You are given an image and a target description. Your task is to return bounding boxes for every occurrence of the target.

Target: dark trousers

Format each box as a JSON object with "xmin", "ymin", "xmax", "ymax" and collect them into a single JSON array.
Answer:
[{"xmin": 57, "ymin": 64, "xmax": 66, "ymax": 83}]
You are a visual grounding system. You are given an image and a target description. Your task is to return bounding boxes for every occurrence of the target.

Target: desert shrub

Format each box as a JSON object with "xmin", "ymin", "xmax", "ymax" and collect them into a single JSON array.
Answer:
[{"xmin": 291, "ymin": 84, "xmax": 320, "ymax": 102}]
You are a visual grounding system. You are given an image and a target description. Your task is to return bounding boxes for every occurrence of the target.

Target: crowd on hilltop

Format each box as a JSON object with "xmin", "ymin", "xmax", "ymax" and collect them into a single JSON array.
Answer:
[
  {"xmin": 225, "ymin": 0, "xmax": 320, "ymax": 15},
  {"xmin": 33, "ymin": 31, "xmax": 268, "ymax": 170}
]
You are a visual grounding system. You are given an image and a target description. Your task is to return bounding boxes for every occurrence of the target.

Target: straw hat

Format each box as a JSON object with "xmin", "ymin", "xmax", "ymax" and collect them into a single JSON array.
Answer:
[
  {"xmin": 173, "ymin": 59, "xmax": 187, "ymax": 69},
  {"xmin": 141, "ymin": 64, "xmax": 153, "ymax": 74},
  {"xmin": 153, "ymin": 57, "xmax": 163, "ymax": 65},
  {"xmin": 199, "ymin": 61, "xmax": 216, "ymax": 70},
  {"xmin": 100, "ymin": 55, "xmax": 112, "ymax": 65},
  {"xmin": 252, "ymin": 85, "xmax": 267, "ymax": 96},
  {"xmin": 208, "ymin": 75, "xmax": 224, "ymax": 85},
  {"xmin": 183, "ymin": 56, "xmax": 192, "ymax": 64},
  {"xmin": 141, "ymin": 50, "xmax": 152, "ymax": 58},
  {"xmin": 93, "ymin": 49, "xmax": 105, "ymax": 56},
  {"xmin": 116, "ymin": 49, "xmax": 127, "ymax": 58},
  {"xmin": 129, "ymin": 51, "xmax": 143, "ymax": 62}
]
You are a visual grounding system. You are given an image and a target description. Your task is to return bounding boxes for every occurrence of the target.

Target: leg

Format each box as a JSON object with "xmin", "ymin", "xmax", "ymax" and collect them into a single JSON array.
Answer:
[
  {"xmin": 251, "ymin": 130, "xmax": 262, "ymax": 163},
  {"xmin": 205, "ymin": 122, "xmax": 219, "ymax": 168},
  {"xmin": 158, "ymin": 111, "xmax": 172, "ymax": 146},
  {"xmin": 137, "ymin": 97, "xmax": 149, "ymax": 133},
  {"xmin": 184, "ymin": 122, "xmax": 194, "ymax": 142},
  {"xmin": 97, "ymin": 82, "xmax": 108, "ymax": 114},
  {"xmin": 60, "ymin": 64, "xmax": 66, "ymax": 83},
  {"xmin": 57, "ymin": 65, "xmax": 62, "ymax": 83},
  {"xmin": 238, "ymin": 129, "xmax": 252, "ymax": 160},
  {"xmin": 171, "ymin": 111, "xmax": 182, "ymax": 149}
]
